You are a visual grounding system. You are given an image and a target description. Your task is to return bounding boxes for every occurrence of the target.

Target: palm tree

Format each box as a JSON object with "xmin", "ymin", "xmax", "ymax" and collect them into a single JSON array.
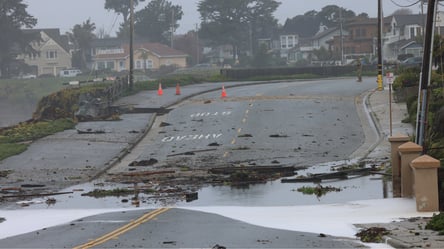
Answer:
[{"xmin": 71, "ymin": 19, "xmax": 96, "ymax": 70}]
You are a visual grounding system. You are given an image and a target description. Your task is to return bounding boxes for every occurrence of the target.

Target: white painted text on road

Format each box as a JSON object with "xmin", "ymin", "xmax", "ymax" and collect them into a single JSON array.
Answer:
[
  {"xmin": 162, "ymin": 133, "xmax": 223, "ymax": 142},
  {"xmin": 190, "ymin": 111, "xmax": 232, "ymax": 118}
]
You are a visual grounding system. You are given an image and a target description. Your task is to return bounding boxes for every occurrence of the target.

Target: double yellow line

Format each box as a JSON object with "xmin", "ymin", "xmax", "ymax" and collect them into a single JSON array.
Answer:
[{"xmin": 73, "ymin": 207, "xmax": 170, "ymax": 249}]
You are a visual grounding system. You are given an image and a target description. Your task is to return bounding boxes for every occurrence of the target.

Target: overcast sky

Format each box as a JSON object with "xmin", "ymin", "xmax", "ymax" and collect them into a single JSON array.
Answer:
[{"xmin": 24, "ymin": 0, "xmax": 425, "ymax": 36}]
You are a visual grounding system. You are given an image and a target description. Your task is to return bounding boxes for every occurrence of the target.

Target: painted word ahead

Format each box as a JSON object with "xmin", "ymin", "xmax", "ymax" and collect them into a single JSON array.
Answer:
[
  {"xmin": 162, "ymin": 133, "xmax": 222, "ymax": 142},
  {"xmin": 190, "ymin": 111, "xmax": 232, "ymax": 118}
]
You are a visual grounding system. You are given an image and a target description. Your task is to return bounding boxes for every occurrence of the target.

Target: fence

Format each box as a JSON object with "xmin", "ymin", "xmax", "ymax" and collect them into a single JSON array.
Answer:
[{"xmin": 220, "ymin": 65, "xmax": 375, "ymax": 80}]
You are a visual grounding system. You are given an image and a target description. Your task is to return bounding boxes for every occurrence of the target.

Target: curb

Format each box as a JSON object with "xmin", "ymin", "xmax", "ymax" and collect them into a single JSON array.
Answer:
[
  {"xmin": 383, "ymin": 236, "xmax": 413, "ymax": 248},
  {"xmin": 91, "ymin": 113, "xmax": 157, "ymax": 180}
]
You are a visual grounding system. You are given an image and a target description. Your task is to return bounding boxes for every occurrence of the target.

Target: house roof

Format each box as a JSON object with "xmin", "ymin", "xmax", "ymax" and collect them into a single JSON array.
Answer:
[
  {"xmin": 345, "ymin": 17, "xmax": 378, "ymax": 27},
  {"xmin": 388, "ymin": 39, "xmax": 418, "ymax": 50},
  {"xmin": 392, "ymin": 14, "xmax": 426, "ymax": 27},
  {"xmin": 91, "ymin": 38, "xmax": 126, "ymax": 48},
  {"xmin": 22, "ymin": 29, "xmax": 70, "ymax": 52},
  {"xmin": 94, "ymin": 42, "xmax": 187, "ymax": 59},
  {"xmin": 132, "ymin": 43, "xmax": 188, "ymax": 57},
  {"xmin": 312, "ymin": 27, "xmax": 341, "ymax": 40}
]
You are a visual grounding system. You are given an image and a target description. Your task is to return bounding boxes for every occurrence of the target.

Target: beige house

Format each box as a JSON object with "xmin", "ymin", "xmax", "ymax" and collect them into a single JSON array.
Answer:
[
  {"xmin": 92, "ymin": 42, "xmax": 187, "ymax": 72},
  {"xmin": 18, "ymin": 29, "xmax": 72, "ymax": 76}
]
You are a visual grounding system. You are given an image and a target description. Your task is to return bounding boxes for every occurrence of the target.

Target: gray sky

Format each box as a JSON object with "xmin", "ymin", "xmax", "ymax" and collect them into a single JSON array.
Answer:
[{"xmin": 24, "ymin": 0, "xmax": 424, "ymax": 35}]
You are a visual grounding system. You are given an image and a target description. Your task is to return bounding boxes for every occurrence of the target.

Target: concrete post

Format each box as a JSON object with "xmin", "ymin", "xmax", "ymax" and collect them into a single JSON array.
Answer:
[
  {"xmin": 389, "ymin": 135, "xmax": 410, "ymax": 197},
  {"xmin": 410, "ymin": 155, "xmax": 441, "ymax": 212},
  {"xmin": 398, "ymin": 142, "xmax": 422, "ymax": 198}
]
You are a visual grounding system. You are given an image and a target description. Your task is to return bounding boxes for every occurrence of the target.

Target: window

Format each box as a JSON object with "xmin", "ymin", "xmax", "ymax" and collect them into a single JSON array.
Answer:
[
  {"xmin": 136, "ymin": 60, "xmax": 142, "ymax": 69},
  {"xmin": 410, "ymin": 27, "xmax": 415, "ymax": 38},
  {"xmin": 119, "ymin": 60, "xmax": 125, "ymax": 70},
  {"xmin": 288, "ymin": 36, "xmax": 294, "ymax": 48},
  {"xmin": 97, "ymin": 62, "xmax": 106, "ymax": 70},
  {"xmin": 46, "ymin": 50, "xmax": 57, "ymax": 59},
  {"xmin": 97, "ymin": 61, "xmax": 114, "ymax": 70},
  {"xmin": 281, "ymin": 36, "xmax": 287, "ymax": 49},
  {"xmin": 106, "ymin": 61, "xmax": 114, "ymax": 69},
  {"xmin": 145, "ymin": 60, "xmax": 153, "ymax": 68}
]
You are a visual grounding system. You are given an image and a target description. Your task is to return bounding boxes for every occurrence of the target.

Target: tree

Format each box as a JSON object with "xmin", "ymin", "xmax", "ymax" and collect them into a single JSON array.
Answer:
[
  {"xmin": 317, "ymin": 5, "xmax": 355, "ymax": 27},
  {"xmin": 312, "ymin": 46, "xmax": 332, "ymax": 62},
  {"xmin": 0, "ymin": 0, "xmax": 37, "ymax": 77},
  {"xmin": 392, "ymin": 8, "xmax": 413, "ymax": 16},
  {"xmin": 105, "ymin": 0, "xmax": 140, "ymax": 24},
  {"xmin": 174, "ymin": 31, "xmax": 201, "ymax": 65},
  {"xmin": 198, "ymin": 0, "xmax": 280, "ymax": 61},
  {"xmin": 70, "ymin": 19, "xmax": 96, "ymax": 70},
  {"xmin": 251, "ymin": 43, "xmax": 272, "ymax": 67},
  {"xmin": 133, "ymin": 0, "xmax": 183, "ymax": 45}
]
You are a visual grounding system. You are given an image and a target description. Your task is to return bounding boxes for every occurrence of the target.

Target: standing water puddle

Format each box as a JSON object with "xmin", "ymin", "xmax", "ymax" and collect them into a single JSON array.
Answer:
[{"xmin": 12, "ymin": 161, "xmax": 392, "ymax": 210}]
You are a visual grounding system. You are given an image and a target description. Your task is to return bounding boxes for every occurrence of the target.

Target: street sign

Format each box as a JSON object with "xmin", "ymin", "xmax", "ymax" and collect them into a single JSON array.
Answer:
[{"xmin": 386, "ymin": 72, "xmax": 394, "ymax": 85}]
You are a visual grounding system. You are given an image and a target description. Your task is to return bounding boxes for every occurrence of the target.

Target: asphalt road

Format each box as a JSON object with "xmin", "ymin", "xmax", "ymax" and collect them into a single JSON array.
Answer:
[
  {"xmin": 0, "ymin": 208, "xmax": 364, "ymax": 248},
  {"xmin": 110, "ymin": 79, "xmax": 375, "ymax": 171}
]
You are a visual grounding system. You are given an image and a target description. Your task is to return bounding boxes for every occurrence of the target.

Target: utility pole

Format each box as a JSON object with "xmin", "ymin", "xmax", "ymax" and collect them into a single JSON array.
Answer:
[
  {"xmin": 377, "ymin": 0, "xmax": 384, "ymax": 91},
  {"xmin": 416, "ymin": 0, "xmax": 438, "ymax": 154},
  {"xmin": 195, "ymin": 24, "xmax": 200, "ymax": 65},
  {"xmin": 339, "ymin": 8, "xmax": 344, "ymax": 65},
  {"xmin": 171, "ymin": 8, "xmax": 175, "ymax": 48},
  {"xmin": 129, "ymin": 0, "xmax": 134, "ymax": 90}
]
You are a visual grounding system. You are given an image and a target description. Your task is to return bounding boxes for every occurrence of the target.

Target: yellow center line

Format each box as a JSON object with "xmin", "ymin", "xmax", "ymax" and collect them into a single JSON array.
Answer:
[{"xmin": 73, "ymin": 207, "xmax": 170, "ymax": 249}]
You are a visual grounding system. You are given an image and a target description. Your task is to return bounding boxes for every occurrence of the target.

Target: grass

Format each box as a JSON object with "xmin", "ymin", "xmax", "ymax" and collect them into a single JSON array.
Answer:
[
  {"xmin": 426, "ymin": 213, "xmax": 444, "ymax": 234},
  {"xmin": 0, "ymin": 119, "xmax": 76, "ymax": 160},
  {"xmin": 0, "ymin": 143, "xmax": 28, "ymax": 161}
]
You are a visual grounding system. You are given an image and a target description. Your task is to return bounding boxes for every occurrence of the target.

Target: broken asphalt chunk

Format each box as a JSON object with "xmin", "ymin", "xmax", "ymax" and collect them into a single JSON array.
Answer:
[
  {"xmin": 128, "ymin": 158, "xmax": 158, "ymax": 166},
  {"xmin": 269, "ymin": 134, "xmax": 289, "ymax": 138}
]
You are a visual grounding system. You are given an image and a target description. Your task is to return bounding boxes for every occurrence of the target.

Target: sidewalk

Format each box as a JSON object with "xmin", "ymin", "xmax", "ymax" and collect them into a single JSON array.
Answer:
[{"xmin": 357, "ymin": 85, "xmax": 443, "ymax": 248}]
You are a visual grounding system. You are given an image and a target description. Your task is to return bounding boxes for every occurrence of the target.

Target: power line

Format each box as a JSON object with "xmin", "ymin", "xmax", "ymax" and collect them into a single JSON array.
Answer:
[
  {"xmin": 108, "ymin": 13, "xmax": 121, "ymax": 36},
  {"xmin": 389, "ymin": 0, "xmax": 422, "ymax": 8}
]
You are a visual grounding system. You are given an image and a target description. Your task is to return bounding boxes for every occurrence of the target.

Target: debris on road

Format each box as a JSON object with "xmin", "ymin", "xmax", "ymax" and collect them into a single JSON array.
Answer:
[
  {"xmin": 121, "ymin": 170, "xmax": 175, "ymax": 177},
  {"xmin": 295, "ymin": 184, "xmax": 341, "ymax": 197},
  {"xmin": 77, "ymin": 128, "xmax": 105, "ymax": 134},
  {"xmin": 269, "ymin": 134, "xmax": 289, "ymax": 138},
  {"xmin": 167, "ymin": 148, "xmax": 217, "ymax": 157},
  {"xmin": 2, "ymin": 191, "xmax": 73, "ymax": 199},
  {"xmin": 281, "ymin": 167, "xmax": 374, "ymax": 183},
  {"xmin": 128, "ymin": 158, "xmax": 158, "ymax": 166},
  {"xmin": 355, "ymin": 227, "xmax": 390, "ymax": 243}
]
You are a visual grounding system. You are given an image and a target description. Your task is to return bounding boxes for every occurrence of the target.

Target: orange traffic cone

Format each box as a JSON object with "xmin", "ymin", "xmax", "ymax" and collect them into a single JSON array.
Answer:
[
  {"xmin": 157, "ymin": 83, "xmax": 163, "ymax": 96},
  {"xmin": 175, "ymin": 83, "xmax": 181, "ymax": 95},
  {"xmin": 221, "ymin": 85, "xmax": 227, "ymax": 98}
]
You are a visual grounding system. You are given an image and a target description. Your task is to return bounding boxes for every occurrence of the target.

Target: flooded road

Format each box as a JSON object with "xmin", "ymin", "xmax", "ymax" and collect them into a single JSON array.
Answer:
[{"xmin": 9, "ymin": 161, "xmax": 391, "ymax": 210}]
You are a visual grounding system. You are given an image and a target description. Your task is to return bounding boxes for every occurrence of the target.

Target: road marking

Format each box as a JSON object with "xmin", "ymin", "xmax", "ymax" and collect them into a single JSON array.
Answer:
[
  {"xmin": 237, "ymin": 128, "xmax": 242, "ymax": 133},
  {"xmin": 73, "ymin": 207, "xmax": 170, "ymax": 249},
  {"xmin": 190, "ymin": 111, "xmax": 231, "ymax": 118},
  {"xmin": 223, "ymin": 151, "xmax": 229, "ymax": 157},
  {"xmin": 242, "ymin": 118, "xmax": 247, "ymax": 123},
  {"xmin": 162, "ymin": 133, "xmax": 222, "ymax": 142},
  {"xmin": 231, "ymin": 138, "xmax": 236, "ymax": 144}
]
